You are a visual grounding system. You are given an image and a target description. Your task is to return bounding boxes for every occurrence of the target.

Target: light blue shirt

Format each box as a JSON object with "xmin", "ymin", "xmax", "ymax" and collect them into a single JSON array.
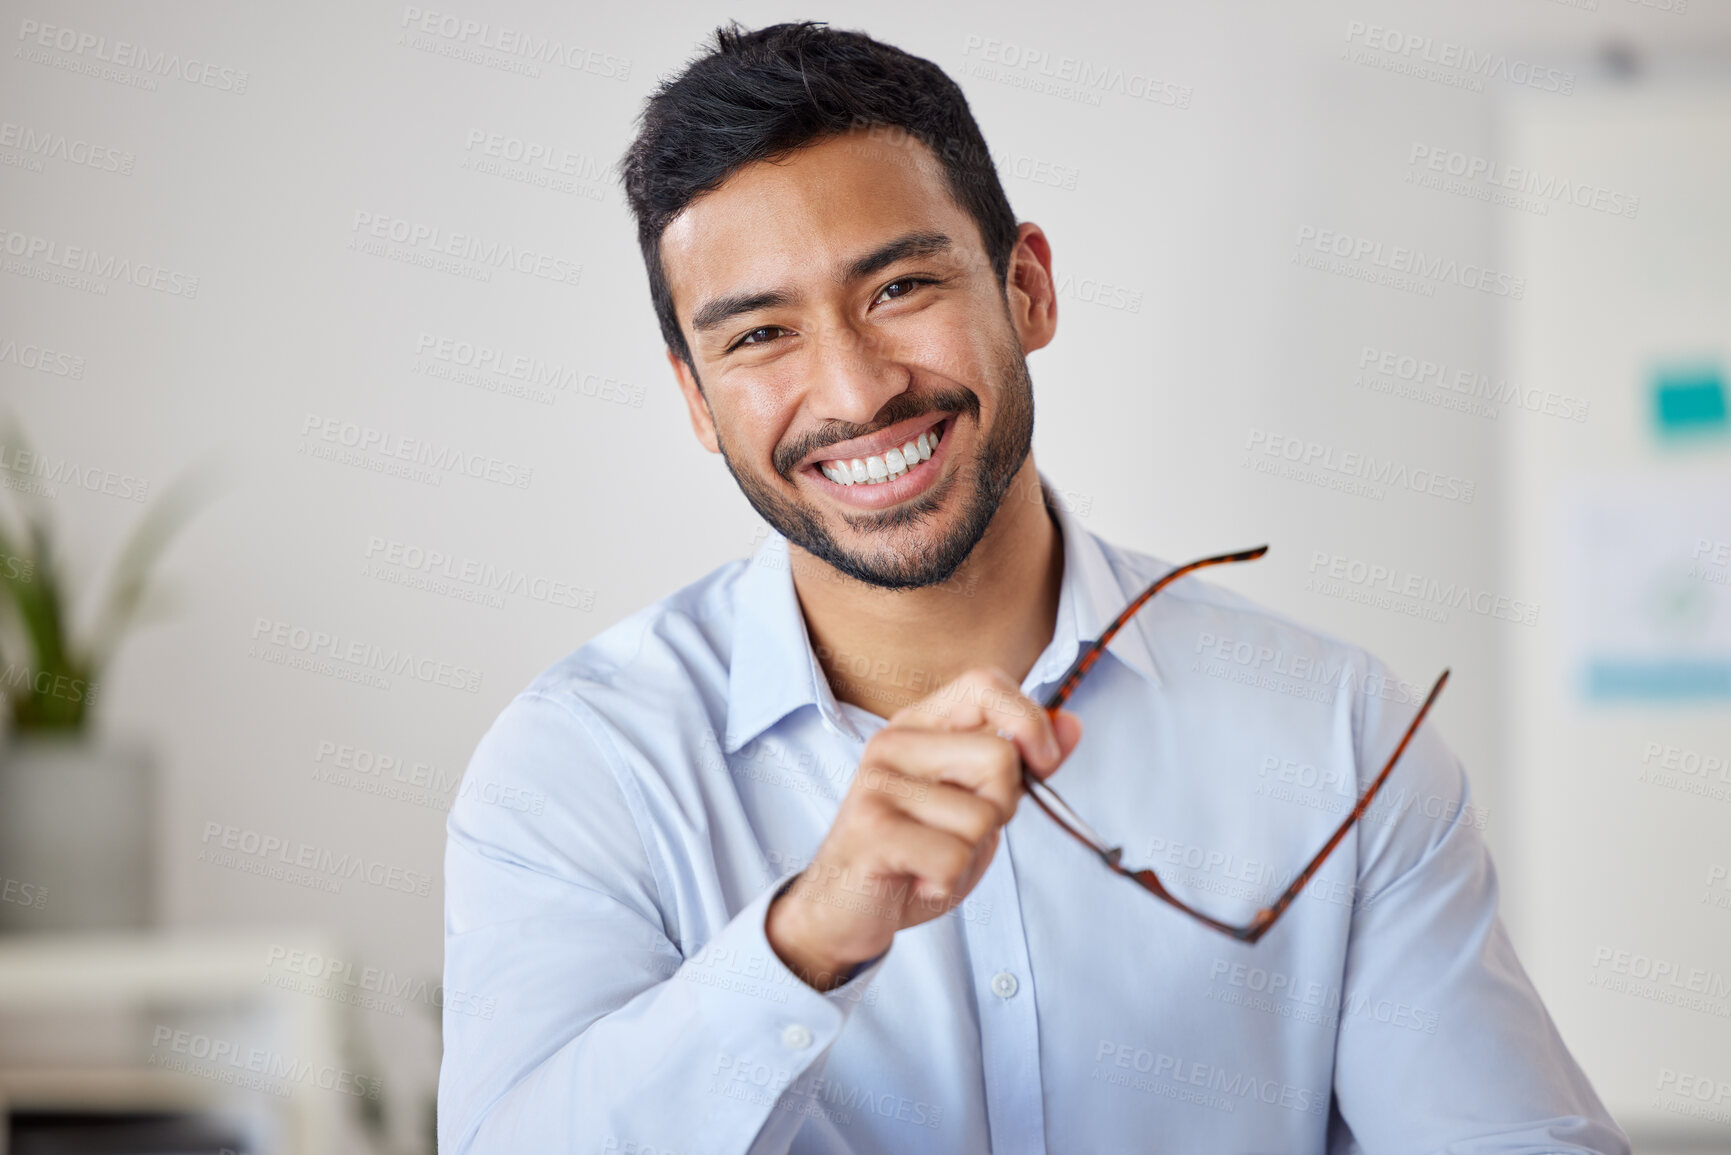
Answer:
[{"xmin": 439, "ymin": 475, "xmax": 1627, "ymax": 1154}]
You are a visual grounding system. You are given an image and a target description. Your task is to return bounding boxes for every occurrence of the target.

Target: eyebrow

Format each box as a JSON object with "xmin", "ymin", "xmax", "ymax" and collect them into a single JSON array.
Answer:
[
  {"xmin": 690, "ymin": 289, "xmax": 794, "ymax": 335},
  {"xmin": 843, "ymin": 230, "xmax": 952, "ymax": 282},
  {"xmin": 688, "ymin": 231, "xmax": 955, "ymax": 337}
]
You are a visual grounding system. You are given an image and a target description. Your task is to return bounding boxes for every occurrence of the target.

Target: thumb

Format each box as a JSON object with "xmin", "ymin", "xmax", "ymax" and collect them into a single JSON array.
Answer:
[
  {"xmin": 1054, "ymin": 709, "xmax": 1083, "ymax": 757},
  {"xmin": 1030, "ymin": 709, "xmax": 1084, "ymax": 779}
]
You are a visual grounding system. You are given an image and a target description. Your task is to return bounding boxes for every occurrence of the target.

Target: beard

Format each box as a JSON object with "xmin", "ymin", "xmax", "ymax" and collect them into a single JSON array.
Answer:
[{"xmin": 714, "ymin": 337, "xmax": 1036, "ymax": 591}]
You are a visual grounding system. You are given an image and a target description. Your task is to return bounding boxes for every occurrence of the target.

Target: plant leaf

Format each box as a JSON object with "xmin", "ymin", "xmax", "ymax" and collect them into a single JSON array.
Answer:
[{"xmin": 85, "ymin": 453, "xmax": 224, "ymax": 672}]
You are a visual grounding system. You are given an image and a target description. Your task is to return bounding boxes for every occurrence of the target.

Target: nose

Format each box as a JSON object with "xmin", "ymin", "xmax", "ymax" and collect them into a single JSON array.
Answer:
[{"xmin": 803, "ymin": 321, "xmax": 911, "ymax": 426}]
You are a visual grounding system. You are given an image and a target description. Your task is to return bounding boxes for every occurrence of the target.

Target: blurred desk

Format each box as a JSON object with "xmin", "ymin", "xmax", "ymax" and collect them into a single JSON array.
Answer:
[{"xmin": 0, "ymin": 929, "xmax": 352, "ymax": 1155}]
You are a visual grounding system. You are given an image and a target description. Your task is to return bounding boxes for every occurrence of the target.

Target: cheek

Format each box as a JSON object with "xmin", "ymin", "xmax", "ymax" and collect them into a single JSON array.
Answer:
[
  {"xmin": 715, "ymin": 383, "xmax": 799, "ymax": 466},
  {"xmin": 912, "ymin": 339, "xmax": 972, "ymax": 383},
  {"xmin": 912, "ymin": 303, "xmax": 1008, "ymax": 385}
]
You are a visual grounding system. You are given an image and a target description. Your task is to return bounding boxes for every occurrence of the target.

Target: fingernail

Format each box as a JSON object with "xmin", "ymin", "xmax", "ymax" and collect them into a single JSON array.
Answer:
[{"xmin": 1043, "ymin": 732, "xmax": 1061, "ymax": 762}]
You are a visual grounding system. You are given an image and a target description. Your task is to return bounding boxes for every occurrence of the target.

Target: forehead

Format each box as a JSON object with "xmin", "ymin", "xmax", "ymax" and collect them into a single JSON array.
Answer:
[{"xmin": 659, "ymin": 129, "xmax": 976, "ymax": 319}]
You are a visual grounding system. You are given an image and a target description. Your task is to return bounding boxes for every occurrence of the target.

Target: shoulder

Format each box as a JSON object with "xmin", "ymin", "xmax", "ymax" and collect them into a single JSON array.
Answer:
[
  {"xmin": 450, "ymin": 556, "xmax": 751, "ymax": 866},
  {"xmin": 1096, "ymin": 532, "xmax": 1470, "ymax": 880},
  {"xmin": 528, "ymin": 558, "xmax": 746, "ymax": 705},
  {"xmin": 495, "ymin": 555, "xmax": 750, "ymax": 756},
  {"xmin": 1094, "ymin": 531, "xmax": 1442, "ymax": 758}
]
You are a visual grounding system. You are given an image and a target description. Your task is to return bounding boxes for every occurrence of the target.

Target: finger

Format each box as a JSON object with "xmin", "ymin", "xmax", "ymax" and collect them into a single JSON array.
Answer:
[
  {"xmin": 861, "ymin": 728, "xmax": 1022, "ymax": 818},
  {"xmin": 1003, "ymin": 708, "xmax": 1085, "ymax": 788},
  {"xmin": 1052, "ymin": 709, "xmax": 1084, "ymax": 763},
  {"xmin": 887, "ymin": 666, "xmax": 1064, "ymax": 775},
  {"xmin": 869, "ymin": 810, "xmax": 977, "ymax": 908},
  {"xmin": 863, "ymin": 772, "xmax": 1005, "ymax": 845},
  {"xmin": 954, "ymin": 827, "xmax": 999, "ymax": 897}
]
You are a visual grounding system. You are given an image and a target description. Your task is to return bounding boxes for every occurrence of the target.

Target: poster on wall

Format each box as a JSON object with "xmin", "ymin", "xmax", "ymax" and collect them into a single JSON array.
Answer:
[{"xmin": 1560, "ymin": 472, "xmax": 1731, "ymax": 703}]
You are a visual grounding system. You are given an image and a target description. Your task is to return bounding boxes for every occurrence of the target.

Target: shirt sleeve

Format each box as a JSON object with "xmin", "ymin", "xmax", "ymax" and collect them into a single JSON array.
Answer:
[
  {"xmin": 437, "ymin": 690, "xmax": 886, "ymax": 1155},
  {"xmin": 1329, "ymin": 656, "xmax": 1630, "ymax": 1155}
]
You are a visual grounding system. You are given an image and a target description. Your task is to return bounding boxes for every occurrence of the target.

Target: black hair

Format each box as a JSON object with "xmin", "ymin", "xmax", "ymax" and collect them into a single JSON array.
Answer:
[{"xmin": 619, "ymin": 21, "xmax": 1018, "ymax": 373}]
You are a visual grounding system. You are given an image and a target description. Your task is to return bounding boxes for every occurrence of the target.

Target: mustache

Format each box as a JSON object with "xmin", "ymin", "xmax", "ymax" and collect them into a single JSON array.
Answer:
[{"xmin": 773, "ymin": 386, "xmax": 980, "ymax": 478}]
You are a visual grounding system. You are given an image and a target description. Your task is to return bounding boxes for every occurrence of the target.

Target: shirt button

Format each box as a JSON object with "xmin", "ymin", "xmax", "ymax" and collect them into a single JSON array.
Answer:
[
  {"xmin": 781, "ymin": 1023, "xmax": 813, "ymax": 1050},
  {"xmin": 990, "ymin": 971, "xmax": 1019, "ymax": 999}
]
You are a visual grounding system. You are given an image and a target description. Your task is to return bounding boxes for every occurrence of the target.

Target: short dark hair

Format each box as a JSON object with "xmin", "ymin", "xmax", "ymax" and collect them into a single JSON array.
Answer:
[{"xmin": 619, "ymin": 21, "xmax": 1018, "ymax": 373}]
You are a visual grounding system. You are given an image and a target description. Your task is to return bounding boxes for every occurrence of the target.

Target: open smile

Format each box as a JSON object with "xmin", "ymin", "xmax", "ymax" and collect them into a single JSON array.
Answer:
[{"xmin": 798, "ymin": 413, "xmax": 953, "ymax": 509}]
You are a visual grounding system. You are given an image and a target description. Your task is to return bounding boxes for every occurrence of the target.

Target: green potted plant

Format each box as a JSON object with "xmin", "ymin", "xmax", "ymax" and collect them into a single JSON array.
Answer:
[{"xmin": 0, "ymin": 423, "xmax": 214, "ymax": 933}]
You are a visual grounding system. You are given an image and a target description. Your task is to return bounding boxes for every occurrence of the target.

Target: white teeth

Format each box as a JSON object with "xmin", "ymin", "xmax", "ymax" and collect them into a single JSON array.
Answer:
[{"xmin": 821, "ymin": 422, "xmax": 947, "ymax": 488}]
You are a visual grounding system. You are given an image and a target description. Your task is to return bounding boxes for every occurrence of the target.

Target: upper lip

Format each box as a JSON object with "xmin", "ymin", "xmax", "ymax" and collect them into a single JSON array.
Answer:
[{"xmin": 797, "ymin": 412, "xmax": 949, "ymax": 471}]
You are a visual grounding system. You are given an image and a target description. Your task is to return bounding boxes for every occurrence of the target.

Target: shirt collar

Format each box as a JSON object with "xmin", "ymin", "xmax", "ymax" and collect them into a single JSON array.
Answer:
[
  {"xmin": 724, "ymin": 471, "xmax": 1161, "ymax": 752},
  {"xmin": 723, "ymin": 528, "xmax": 844, "ymax": 752},
  {"xmin": 1028, "ymin": 476, "xmax": 1162, "ymax": 695}
]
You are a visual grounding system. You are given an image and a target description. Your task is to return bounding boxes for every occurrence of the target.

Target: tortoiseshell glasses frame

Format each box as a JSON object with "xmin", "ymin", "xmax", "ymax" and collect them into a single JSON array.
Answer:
[{"xmin": 1019, "ymin": 545, "xmax": 1450, "ymax": 945}]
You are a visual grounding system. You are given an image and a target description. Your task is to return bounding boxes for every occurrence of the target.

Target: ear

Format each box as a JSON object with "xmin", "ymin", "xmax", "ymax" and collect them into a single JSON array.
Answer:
[
  {"xmin": 1003, "ymin": 222, "xmax": 1057, "ymax": 356},
  {"xmin": 666, "ymin": 347, "xmax": 720, "ymax": 454}
]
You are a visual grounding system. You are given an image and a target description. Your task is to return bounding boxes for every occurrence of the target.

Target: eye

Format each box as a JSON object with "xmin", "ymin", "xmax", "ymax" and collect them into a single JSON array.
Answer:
[
  {"xmin": 729, "ymin": 325, "xmax": 787, "ymax": 351},
  {"xmin": 874, "ymin": 276, "xmax": 937, "ymax": 305}
]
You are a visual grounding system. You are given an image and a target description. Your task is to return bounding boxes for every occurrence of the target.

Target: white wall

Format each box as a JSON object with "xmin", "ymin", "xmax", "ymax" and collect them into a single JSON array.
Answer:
[
  {"xmin": 1502, "ymin": 77, "xmax": 1731, "ymax": 1138},
  {"xmin": 4, "ymin": 1, "xmax": 1726, "ymax": 1150}
]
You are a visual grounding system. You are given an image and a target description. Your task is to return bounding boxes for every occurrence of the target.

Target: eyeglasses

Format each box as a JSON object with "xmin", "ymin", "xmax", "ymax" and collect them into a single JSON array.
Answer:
[{"xmin": 1020, "ymin": 545, "xmax": 1449, "ymax": 945}]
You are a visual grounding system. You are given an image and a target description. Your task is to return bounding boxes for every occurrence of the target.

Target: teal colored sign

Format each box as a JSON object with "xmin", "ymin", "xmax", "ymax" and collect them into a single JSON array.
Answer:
[
  {"xmin": 1652, "ymin": 364, "xmax": 1728, "ymax": 438},
  {"xmin": 1585, "ymin": 658, "xmax": 1731, "ymax": 701}
]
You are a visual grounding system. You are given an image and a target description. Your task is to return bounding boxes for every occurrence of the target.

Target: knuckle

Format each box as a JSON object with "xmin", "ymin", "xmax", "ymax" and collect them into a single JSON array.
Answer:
[
  {"xmin": 851, "ymin": 791, "xmax": 896, "ymax": 831},
  {"xmin": 978, "ymin": 670, "xmax": 1019, "ymax": 704},
  {"xmin": 961, "ymin": 793, "xmax": 999, "ymax": 838},
  {"xmin": 864, "ymin": 728, "xmax": 907, "ymax": 762}
]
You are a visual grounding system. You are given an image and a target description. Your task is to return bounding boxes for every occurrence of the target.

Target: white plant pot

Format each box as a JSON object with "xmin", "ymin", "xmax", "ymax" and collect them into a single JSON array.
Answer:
[{"xmin": 0, "ymin": 734, "xmax": 154, "ymax": 932}]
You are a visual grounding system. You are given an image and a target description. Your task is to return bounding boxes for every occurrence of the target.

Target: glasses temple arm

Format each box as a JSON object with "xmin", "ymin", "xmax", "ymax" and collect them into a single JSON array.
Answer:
[
  {"xmin": 1250, "ymin": 668, "xmax": 1451, "ymax": 934},
  {"xmin": 1020, "ymin": 545, "xmax": 1275, "ymax": 882},
  {"xmin": 1041, "ymin": 545, "xmax": 1269, "ymax": 714}
]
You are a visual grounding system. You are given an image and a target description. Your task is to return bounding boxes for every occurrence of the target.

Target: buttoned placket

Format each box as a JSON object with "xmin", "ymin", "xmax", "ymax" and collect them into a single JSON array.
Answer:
[
  {"xmin": 791, "ymin": 501, "xmax": 1086, "ymax": 1152},
  {"xmin": 959, "ymin": 823, "xmax": 1046, "ymax": 1154}
]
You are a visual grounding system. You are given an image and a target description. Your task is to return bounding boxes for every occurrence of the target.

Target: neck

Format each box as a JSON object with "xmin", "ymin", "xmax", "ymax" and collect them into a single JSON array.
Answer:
[{"xmin": 791, "ymin": 458, "xmax": 1064, "ymax": 720}]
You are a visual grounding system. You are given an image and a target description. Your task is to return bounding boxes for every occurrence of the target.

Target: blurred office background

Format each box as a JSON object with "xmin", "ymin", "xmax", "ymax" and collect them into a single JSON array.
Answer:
[{"xmin": 1, "ymin": 1, "xmax": 1727, "ymax": 1151}]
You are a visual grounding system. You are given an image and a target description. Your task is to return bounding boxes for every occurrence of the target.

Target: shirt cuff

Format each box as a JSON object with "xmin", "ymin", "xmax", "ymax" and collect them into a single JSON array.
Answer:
[
  {"xmin": 675, "ymin": 871, "xmax": 889, "ymax": 1142},
  {"xmin": 679, "ymin": 869, "xmax": 889, "ymax": 1048}
]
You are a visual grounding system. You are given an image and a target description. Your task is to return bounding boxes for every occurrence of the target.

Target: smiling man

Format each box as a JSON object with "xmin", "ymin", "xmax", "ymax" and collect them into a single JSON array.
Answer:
[{"xmin": 438, "ymin": 21, "xmax": 1627, "ymax": 1155}]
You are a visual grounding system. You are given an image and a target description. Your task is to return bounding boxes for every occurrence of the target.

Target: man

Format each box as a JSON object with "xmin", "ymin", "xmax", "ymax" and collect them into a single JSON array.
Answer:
[{"xmin": 439, "ymin": 21, "xmax": 1627, "ymax": 1154}]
